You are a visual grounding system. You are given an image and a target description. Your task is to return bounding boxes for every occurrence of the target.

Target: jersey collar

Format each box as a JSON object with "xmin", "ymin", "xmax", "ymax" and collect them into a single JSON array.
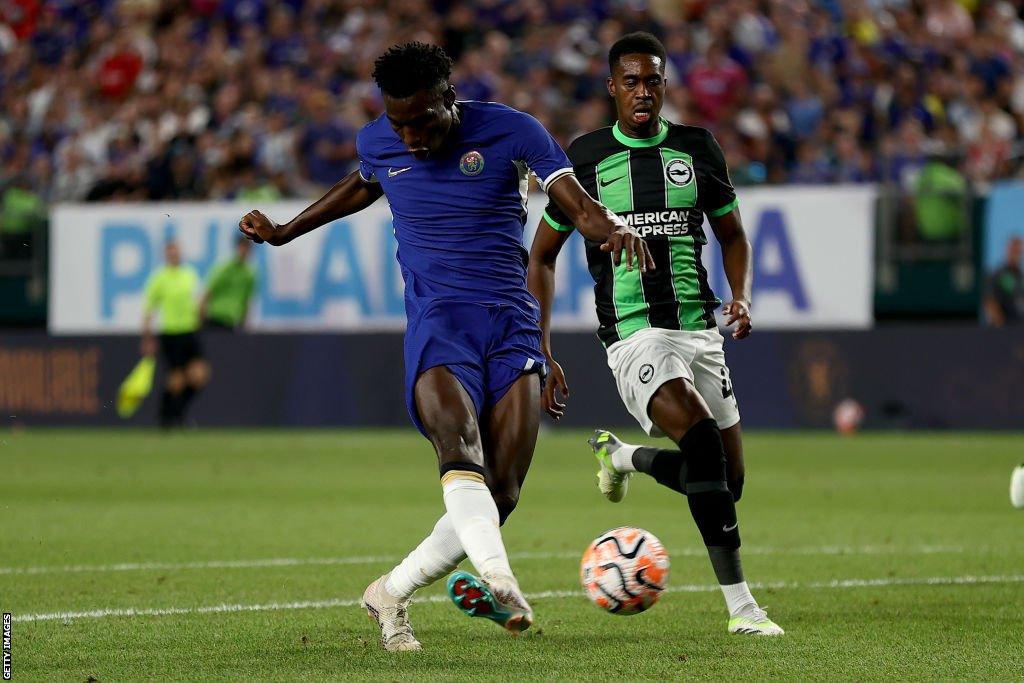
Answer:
[{"xmin": 612, "ymin": 118, "xmax": 669, "ymax": 148}]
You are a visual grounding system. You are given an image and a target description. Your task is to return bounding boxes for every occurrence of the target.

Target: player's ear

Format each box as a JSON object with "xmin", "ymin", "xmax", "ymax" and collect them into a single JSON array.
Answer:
[
  {"xmin": 443, "ymin": 84, "xmax": 456, "ymax": 107},
  {"xmin": 606, "ymin": 76, "xmax": 615, "ymax": 98}
]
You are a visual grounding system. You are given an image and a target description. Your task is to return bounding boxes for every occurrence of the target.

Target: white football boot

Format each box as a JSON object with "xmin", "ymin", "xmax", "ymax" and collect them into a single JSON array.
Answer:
[
  {"xmin": 360, "ymin": 573, "xmax": 422, "ymax": 652},
  {"xmin": 728, "ymin": 604, "xmax": 785, "ymax": 636}
]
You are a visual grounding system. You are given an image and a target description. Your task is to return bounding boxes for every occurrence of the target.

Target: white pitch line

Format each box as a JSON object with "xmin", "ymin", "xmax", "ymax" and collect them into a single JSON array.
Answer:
[
  {"xmin": 0, "ymin": 544, "xmax": 969, "ymax": 577},
  {"xmin": 0, "ymin": 555, "xmax": 399, "ymax": 576},
  {"xmin": 12, "ymin": 574, "xmax": 1024, "ymax": 624}
]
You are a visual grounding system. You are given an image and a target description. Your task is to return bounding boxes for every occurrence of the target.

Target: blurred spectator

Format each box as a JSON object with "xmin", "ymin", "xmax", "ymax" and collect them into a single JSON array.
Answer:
[
  {"xmin": 2, "ymin": 0, "xmax": 1024, "ymax": 205},
  {"xmin": 913, "ymin": 157, "xmax": 967, "ymax": 241},
  {"xmin": 984, "ymin": 236, "xmax": 1024, "ymax": 326},
  {"xmin": 0, "ymin": 173, "xmax": 45, "ymax": 259},
  {"xmin": 686, "ymin": 41, "xmax": 747, "ymax": 123},
  {"xmin": 297, "ymin": 90, "xmax": 356, "ymax": 191},
  {"xmin": 790, "ymin": 141, "xmax": 834, "ymax": 184}
]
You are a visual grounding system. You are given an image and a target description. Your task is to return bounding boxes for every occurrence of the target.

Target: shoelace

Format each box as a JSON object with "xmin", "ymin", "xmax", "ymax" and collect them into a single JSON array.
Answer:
[
  {"xmin": 746, "ymin": 606, "xmax": 770, "ymax": 622},
  {"xmin": 382, "ymin": 603, "xmax": 417, "ymax": 644},
  {"xmin": 489, "ymin": 582, "xmax": 528, "ymax": 611}
]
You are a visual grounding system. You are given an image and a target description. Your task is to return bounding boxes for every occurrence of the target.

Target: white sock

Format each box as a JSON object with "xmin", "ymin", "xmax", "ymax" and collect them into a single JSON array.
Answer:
[
  {"xmin": 721, "ymin": 581, "xmax": 756, "ymax": 617},
  {"xmin": 385, "ymin": 514, "xmax": 466, "ymax": 600},
  {"xmin": 611, "ymin": 443, "xmax": 639, "ymax": 473},
  {"xmin": 441, "ymin": 472, "xmax": 514, "ymax": 578}
]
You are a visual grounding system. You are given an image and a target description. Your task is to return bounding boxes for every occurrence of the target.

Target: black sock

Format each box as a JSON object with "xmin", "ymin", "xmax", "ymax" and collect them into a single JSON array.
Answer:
[
  {"xmin": 675, "ymin": 419, "xmax": 745, "ymax": 585},
  {"xmin": 708, "ymin": 546, "xmax": 745, "ymax": 585},
  {"xmin": 159, "ymin": 390, "xmax": 179, "ymax": 428},
  {"xmin": 635, "ymin": 449, "xmax": 745, "ymax": 503},
  {"xmin": 632, "ymin": 447, "xmax": 687, "ymax": 494},
  {"xmin": 179, "ymin": 385, "xmax": 198, "ymax": 420},
  {"xmin": 679, "ymin": 419, "xmax": 740, "ymax": 549},
  {"xmin": 633, "ymin": 420, "xmax": 745, "ymax": 584},
  {"xmin": 728, "ymin": 476, "xmax": 744, "ymax": 503}
]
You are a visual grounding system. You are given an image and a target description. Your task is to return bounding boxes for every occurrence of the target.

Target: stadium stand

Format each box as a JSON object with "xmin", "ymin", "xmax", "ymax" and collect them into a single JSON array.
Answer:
[{"xmin": 2, "ymin": 0, "xmax": 1024, "ymax": 206}]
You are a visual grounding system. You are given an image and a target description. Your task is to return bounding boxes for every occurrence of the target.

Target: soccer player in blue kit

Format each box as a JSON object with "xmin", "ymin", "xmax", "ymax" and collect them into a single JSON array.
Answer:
[{"xmin": 239, "ymin": 43, "xmax": 654, "ymax": 652}]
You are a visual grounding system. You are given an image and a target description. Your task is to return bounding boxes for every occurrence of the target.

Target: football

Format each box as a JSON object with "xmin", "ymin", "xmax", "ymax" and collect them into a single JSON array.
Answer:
[
  {"xmin": 580, "ymin": 527, "xmax": 670, "ymax": 615},
  {"xmin": 833, "ymin": 398, "xmax": 865, "ymax": 435}
]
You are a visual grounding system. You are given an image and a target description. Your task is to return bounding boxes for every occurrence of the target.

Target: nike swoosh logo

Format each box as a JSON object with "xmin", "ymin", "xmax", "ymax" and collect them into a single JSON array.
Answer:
[
  {"xmin": 723, "ymin": 522, "xmax": 738, "ymax": 532},
  {"xmin": 599, "ymin": 176, "xmax": 624, "ymax": 187},
  {"xmin": 388, "ymin": 167, "xmax": 412, "ymax": 177}
]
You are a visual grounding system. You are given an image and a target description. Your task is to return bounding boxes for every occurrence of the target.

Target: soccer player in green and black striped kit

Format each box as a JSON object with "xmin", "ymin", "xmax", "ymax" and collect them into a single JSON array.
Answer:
[{"xmin": 529, "ymin": 32, "xmax": 783, "ymax": 635}]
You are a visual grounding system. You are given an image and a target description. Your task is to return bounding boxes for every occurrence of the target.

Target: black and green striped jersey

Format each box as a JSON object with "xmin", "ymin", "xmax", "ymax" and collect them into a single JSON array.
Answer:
[{"xmin": 543, "ymin": 118, "xmax": 738, "ymax": 347}]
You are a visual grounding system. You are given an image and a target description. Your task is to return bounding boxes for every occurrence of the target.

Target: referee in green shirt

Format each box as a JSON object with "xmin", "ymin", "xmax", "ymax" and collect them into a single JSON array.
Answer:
[
  {"xmin": 142, "ymin": 240, "xmax": 209, "ymax": 427},
  {"xmin": 201, "ymin": 237, "xmax": 257, "ymax": 331}
]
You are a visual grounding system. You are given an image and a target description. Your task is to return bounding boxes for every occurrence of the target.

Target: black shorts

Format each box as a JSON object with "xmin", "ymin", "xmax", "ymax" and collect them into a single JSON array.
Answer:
[{"xmin": 160, "ymin": 332, "xmax": 204, "ymax": 369}]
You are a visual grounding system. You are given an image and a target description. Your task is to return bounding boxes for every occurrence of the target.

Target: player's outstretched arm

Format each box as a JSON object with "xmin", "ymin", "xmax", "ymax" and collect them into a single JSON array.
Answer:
[
  {"xmin": 546, "ymin": 175, "xmax": 655, "ymax": 273},
  {"xmin": 709, "ymin": 209, "xmax": 753, "ymax": 340},
  {"xmin": 238, "ymin": 170, "xmax": 384, "ymax": 246},
  {"xmin": 528, "ymin": 219, "xmax": 573, "ymax": 420}
]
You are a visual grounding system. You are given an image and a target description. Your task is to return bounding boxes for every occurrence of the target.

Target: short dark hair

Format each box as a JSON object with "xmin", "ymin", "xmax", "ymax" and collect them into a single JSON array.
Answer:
[
  {"xmin": 372, "ymin": 42, "xmax": 454, "ymax": 99},
  {"xmin": 608, "ymin": 32, "xmax": 667, "ymax": 73}
]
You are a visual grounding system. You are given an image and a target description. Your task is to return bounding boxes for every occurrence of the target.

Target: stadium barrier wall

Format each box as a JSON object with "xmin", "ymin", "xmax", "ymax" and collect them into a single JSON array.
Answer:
[
  {"xmin": 49, "ymin": 186, "xmax": 875, "ymax": 334},
  {"xmin": 2, "ymin": 326, "xmax": 1020, "ymax": 430}
]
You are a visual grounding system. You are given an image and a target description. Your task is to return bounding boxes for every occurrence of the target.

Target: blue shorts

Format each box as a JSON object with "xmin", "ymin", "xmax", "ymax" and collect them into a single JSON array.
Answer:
[{"xmin": 405, "ymin": 301, "xmax": 546, "ymax": 436}]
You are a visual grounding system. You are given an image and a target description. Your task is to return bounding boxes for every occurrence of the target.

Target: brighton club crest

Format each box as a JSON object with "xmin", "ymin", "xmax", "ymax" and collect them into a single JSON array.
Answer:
[
  {"xmin": 459, "ymin": 150, "xmax": 485, "ymax": 176},
  {"xmin": 665, "ymin": 158, "xmax": 694, "ymax": 187}
]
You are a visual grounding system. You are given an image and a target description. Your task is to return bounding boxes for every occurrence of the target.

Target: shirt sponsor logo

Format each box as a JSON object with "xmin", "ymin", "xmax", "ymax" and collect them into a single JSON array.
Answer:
[
  {"xmin": 665, "ymin": 158, "xmax": 694, "ymax": 187},
  {"xmin": 459, "ymin": 150, "xmax": 485, "ymax": 176},
  {"xmin": 620, "ymin": 209, "xmax": 697, "ymax": 237}
]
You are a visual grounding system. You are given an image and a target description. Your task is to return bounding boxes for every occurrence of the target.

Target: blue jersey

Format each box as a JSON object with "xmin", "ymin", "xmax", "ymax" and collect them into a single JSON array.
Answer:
[{"xmin": 356, "ymin": 101, "xmax": 573, "ymax": 319}]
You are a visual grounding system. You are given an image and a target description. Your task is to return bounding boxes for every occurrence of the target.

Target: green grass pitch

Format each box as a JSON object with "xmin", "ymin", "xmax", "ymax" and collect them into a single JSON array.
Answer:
[{"xmin": 1, "ymin": 429, "xmax": 1022, "ymax": 680}]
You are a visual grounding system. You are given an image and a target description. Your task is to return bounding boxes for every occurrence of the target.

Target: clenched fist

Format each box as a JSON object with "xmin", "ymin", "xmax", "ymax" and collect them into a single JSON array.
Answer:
[{"xmin": 239, "ymin": 210, "xmax": 283, "ymax": 246}]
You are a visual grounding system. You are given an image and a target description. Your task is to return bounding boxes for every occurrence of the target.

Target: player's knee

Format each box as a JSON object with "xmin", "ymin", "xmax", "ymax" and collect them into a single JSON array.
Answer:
[
  {"xmin": 428, "ymin": 417, "xmax": 483, "ymax": 463},
  {"xmin": 491, "ymin": 488, "xmax": 519, "ymax": 526},
  {"xmin": 649, "ymin": 379, "xmax": 714, "ymax": 442},
  {"xmin": 166, "ymin": 371, "xmax": 186, "ymax": 394},
  {"xmin": 186, "ymin": 361, "xmax": 209, "ymax": 388},
  {"xmin": 678, "ymin": 418, "xmax": 727, "ymax": 485}
]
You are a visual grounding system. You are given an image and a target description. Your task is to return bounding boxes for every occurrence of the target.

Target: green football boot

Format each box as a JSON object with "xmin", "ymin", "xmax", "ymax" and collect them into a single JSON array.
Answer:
[{"xmin": 589, "ymin": 429, "xmax": 631, "ymax": 503}]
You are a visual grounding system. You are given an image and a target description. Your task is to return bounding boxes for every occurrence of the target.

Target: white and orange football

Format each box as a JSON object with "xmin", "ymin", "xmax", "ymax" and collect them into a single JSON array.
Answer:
[{"xmin": 580, "ymin": 526, "xmax": 670, "ymax": 615}]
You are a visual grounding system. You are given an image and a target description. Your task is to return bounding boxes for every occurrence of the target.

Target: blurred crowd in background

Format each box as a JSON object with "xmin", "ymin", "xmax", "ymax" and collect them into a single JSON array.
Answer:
[{"xmin": 2, "ymin": 0, "xmax": 1024, "ymax": 212}]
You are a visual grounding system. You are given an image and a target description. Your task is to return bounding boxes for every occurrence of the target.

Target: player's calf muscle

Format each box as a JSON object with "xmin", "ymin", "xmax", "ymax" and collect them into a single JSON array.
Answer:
[{"xmin": 488, "ymin": 486, "xmax": 520, "ymax": 525}]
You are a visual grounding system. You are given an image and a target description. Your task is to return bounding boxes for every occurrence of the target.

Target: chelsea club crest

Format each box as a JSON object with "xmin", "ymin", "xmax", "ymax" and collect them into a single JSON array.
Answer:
[{"xmin": 459, "ymin": 150, "xmax": 485, "ymax": 176}]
